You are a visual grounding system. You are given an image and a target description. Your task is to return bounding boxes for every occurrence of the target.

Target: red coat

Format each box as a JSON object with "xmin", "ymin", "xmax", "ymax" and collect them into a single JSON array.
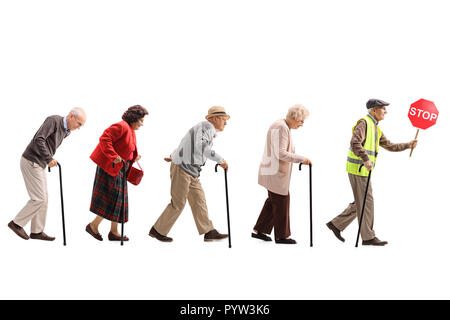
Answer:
[{"xmin": 90, "ymin": 120, "xmax": 138, "ymax": 177}]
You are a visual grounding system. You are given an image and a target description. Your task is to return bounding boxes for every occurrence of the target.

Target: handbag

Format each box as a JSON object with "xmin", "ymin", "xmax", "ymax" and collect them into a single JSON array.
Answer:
[{"xmin": 127, "ymin": 161, "xmax": 144, "ymax": 186}]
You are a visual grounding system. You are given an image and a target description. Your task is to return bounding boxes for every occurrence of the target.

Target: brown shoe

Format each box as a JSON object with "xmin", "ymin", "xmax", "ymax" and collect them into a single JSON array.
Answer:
[
  {"xmin": 108, "ymin": 232, "xmax": 129, "ymax": 241},
  {"xmin": 149, "ymin": 227, "xmax": 173, "ymax": 242},
  {"xmin": 86, "ymin": 223, "xmax": 103, "ymax": 241},
  {"xmin": 204, "ymin": 229, "xmax": 228, "ymax": 242},
  {"xmin": 30, "ymin": 232, "xmax": 55, "ymax": 241},
  {"xmin": 326, "ymin": 221, "xmax": 345, "ymax": 242},
  {"xmin": 362, "ymin": 237, "xmax": 388, "ymax": 246},
  {"xmin": 8, "ymin": 220, "xmax": 29, "ymax": 240}
]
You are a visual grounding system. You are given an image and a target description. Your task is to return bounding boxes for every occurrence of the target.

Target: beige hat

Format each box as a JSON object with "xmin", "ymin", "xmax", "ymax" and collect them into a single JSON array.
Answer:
[{"xmin": 205, "ymin": 106, "xmax": 230, "ymax": 120}]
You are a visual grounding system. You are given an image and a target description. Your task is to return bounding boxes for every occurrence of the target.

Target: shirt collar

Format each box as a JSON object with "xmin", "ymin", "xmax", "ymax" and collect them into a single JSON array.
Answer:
[
  {"xmin": 367, "ymin": 113, "xmax": 378, "ymax": 125},
  {"xmin": 204, "ymin": 120, "xmax": 217, "ymax": 138},
  {"xmin": 63, "ymin": 117, "xmax": 70, "ymax": 133}
]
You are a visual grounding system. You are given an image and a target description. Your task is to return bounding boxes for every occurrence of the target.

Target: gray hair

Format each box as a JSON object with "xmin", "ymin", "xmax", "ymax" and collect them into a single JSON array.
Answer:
[
  {"xmin": 69, "ymin": 107, "xmax": 86, "ymax": 118},
  {"xmin": 286, "ymin": 104, "xmax": 309, "ymax": 121}
]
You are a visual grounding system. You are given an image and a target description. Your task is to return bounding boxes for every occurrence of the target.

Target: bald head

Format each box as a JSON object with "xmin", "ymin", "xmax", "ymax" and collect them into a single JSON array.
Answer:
[{"xmin": 67, "ymin": 107, "xmax": 86, "ymax": 130}]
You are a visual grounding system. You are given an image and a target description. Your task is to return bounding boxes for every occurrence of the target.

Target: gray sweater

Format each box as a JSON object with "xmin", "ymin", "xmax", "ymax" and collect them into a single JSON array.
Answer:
[
  {"xmin": 22, "ymin": 115, "xmax": 70, "ymax": 168},
  {"xmin": 171, "ymin": 121, "xmax": 224, "ymax": 178}
]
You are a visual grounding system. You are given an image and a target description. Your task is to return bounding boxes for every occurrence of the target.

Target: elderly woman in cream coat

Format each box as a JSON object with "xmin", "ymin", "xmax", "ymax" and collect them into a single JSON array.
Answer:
[{"xmin": 252, "ymin": 105, "xmax": 312, "ymax": 244}]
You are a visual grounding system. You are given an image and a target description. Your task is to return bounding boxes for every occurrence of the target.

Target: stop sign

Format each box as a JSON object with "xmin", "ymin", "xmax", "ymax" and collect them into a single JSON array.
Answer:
[{"xmin": 408, "ymin": 99, "xmax": 439, "ymax": 130}]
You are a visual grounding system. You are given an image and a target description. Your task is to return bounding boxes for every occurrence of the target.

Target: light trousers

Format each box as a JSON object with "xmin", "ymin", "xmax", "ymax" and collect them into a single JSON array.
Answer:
[
  {"xmin": 14, "ymin": 157, "xmax": 48, "ymax": 234},
  {"xmin": 332, "ymin": 173, "xmax": 375, "ymax": 241},
  {"xmin": 153, "ymin": 163, "xmax": 214, "ymax": 236}
]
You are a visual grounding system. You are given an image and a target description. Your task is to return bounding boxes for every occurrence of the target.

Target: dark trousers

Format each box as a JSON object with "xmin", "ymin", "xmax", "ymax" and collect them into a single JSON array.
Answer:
[{"xmin": 254, "ymin": 190, "xmax": 291, "ymax": 240}]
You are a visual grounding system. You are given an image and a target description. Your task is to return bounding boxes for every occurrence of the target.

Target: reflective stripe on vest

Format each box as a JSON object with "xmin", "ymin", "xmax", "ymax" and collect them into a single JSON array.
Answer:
[{"xmin": 346, "ymin": 115, "xmax": 382, "ymax": 177}]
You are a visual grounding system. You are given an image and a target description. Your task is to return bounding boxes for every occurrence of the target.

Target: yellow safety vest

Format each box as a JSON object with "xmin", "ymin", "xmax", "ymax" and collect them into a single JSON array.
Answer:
[{"xmin": 346, "ymin": 115, "xmax": 382, "ymax": 177}]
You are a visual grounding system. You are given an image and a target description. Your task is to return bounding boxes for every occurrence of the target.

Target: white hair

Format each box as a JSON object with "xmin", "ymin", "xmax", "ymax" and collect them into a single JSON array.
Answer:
[
  {"xmin": 69, "ymin": 107, "xmax": 86, "ymax": 118},
  {"xmin": 286, "ymin": 104, "xmax": 309, "ymax": 121}
]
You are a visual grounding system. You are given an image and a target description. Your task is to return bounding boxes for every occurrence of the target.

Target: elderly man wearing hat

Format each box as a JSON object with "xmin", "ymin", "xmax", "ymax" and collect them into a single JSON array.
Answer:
[
  {"xmin": 149, "ymin": 106, "xmax": 230, "ymax": 242},
  {"xmin": 326, "ymin": 99, "xmax": 417, "ymax": 246}
]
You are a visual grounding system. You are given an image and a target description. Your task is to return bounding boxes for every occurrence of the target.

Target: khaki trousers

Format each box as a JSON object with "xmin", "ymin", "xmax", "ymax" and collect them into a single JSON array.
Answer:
[
  {"xmin": 332, "ymin": 173, "xmax": 375, "ymax": 241},
  {"xmin": 14, "ymin": 157, "xmax": 48, "ymax": 234},
  {"xmin": 153, "ymin": 163, "xmax": 214, "ymax": 236}
]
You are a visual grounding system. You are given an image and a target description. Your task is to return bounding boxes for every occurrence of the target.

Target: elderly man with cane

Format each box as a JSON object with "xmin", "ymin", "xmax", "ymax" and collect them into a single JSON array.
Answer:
[
  {"xmin": 149, "ymin": 106, "xmax": 230, "ymax": 243},
  {"xmin": 8, "ymin": 108, "xmax": 86, "ymax": 241},
  {"xmin": 326, "ymin": 99, "xmax": 417, "ymax": 246}
]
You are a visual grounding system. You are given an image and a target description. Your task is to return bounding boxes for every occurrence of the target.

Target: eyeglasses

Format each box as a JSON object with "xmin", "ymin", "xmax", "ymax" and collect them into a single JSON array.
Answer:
[
  {"xmin": 72, "ymin": 116, "xmax": 84, "ymax": 127},
  {"xmin": 74, "ymin": 117, "xmax": 84, "ymax": 127}
]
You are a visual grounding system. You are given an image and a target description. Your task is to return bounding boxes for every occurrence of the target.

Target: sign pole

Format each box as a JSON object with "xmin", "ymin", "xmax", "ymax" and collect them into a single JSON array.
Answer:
[{"xmin": 409, "ymin": 128, "xmax": 420, "ymax": 157}]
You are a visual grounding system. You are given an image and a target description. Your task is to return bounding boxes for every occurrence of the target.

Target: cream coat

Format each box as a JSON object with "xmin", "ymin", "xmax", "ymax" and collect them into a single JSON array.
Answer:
[{"xmin": 258, "ymin": 119, "xmax": 305, "ymax": 195}]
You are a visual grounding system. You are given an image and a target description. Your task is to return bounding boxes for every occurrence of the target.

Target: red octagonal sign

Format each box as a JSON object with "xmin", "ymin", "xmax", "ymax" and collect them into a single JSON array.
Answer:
[{"xmin": 408, "ymin": 99, "xmax": 439, "ymax": 130}]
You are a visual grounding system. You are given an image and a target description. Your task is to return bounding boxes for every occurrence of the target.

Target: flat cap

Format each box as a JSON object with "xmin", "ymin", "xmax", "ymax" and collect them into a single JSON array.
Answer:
[{"xmin": 366, "ymin": 99, "xmax": 389, "ymax": 109}]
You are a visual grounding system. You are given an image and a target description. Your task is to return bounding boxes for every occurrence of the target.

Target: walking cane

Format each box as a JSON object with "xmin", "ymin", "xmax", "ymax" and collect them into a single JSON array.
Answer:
[
  {"xmin": 299, "ymin": 163, "xmax": 313, "ymax": 247},
  {"xmin": 119, "ymin": 161, "xmax": 127, "ymax": 246},
  {"xmin": 113, "ymin": 160, "xmax": 127, "ymax": 246},
  {"xmin": 48, "ymin": 163, "xmax": 67, "ymax": 246},
  {"xmin": 215, "ymin": 164, "xmax": 232, "ymax": 248},
  {"xmin": 355, "ymin": 164, "xmax": 372, "ymax": 248}
]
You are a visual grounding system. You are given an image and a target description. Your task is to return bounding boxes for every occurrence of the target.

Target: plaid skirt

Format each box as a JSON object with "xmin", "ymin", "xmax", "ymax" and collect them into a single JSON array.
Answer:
[{"xmin": 90, "ymin": 162, "xmax": 129, "ymax": 223}]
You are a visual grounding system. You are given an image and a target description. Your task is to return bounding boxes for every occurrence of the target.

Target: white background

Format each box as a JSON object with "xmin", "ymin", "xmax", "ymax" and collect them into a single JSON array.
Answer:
[{"xmin": 0, "ymin": 0, "xmax": 448, "ymax": 300}]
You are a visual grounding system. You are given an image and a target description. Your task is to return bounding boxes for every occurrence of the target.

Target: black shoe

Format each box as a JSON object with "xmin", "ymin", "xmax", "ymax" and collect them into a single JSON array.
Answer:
[
  {"xmin": 362, "ymin": 237, "xmax": 388, "ymax": 246},
  {"xmin": 149, "ymin": 227, "xmax": 173, "ymax": 242},
  {"xmin": 251, "ymin": 232, "xmax": 272, "ymax": 242},
  {"xmin": 326, "ymin": 221, "xmax": 345, "ymax": 242},
  {"xmin": 275, "ymin": 238, "xmax": 297, "ymax": 244}
]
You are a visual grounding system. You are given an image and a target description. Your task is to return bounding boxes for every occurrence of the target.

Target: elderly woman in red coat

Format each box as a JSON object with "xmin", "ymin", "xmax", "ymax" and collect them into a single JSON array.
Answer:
[{"xmin": 85, "ymin": 105, "xmax": 148, "ymax": 241}]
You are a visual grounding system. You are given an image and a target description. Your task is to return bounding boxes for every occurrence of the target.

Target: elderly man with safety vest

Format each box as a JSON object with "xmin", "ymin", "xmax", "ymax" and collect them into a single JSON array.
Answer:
[{"xmin": 326, "ymin": 99, "xmax": 417, "ymax": 246}]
